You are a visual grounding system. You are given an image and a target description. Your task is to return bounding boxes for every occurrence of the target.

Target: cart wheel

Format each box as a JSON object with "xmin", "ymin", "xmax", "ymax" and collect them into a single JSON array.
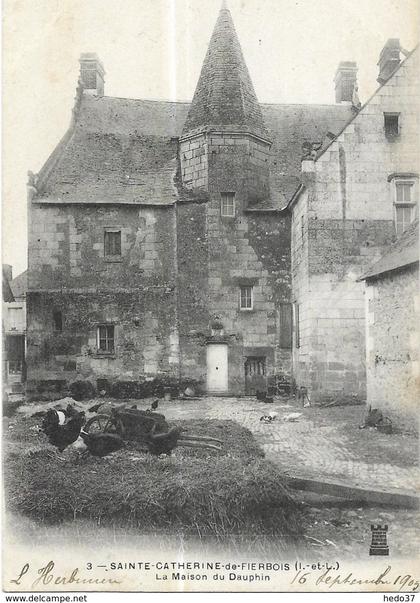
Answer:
[{"xmin": 84, "ymin": 413, "xmax": 123, "ymax": 435}]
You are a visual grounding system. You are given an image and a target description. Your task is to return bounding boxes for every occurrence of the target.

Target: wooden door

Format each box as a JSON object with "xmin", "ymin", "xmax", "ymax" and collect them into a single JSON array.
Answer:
[
  {"xmin": 206, "ymin": 344, "xmax": 228, "ymax": 392},
  {"xmin": 245, "ymin": 356, "xmax": 267, "ymax": 395}
]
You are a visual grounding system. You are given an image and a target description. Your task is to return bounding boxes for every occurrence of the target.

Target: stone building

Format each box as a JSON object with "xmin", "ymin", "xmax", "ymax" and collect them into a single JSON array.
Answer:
[
  {"xmin": 289, "ymin": 42, "xmax": 419, "ymax": 402},
  {"xmin": 358, "ymin": 221, "xmax": 419, "ymax": 433},
  {"xmin": 26, "ymin": 4, "xmax": 419, "ymax": 400}
]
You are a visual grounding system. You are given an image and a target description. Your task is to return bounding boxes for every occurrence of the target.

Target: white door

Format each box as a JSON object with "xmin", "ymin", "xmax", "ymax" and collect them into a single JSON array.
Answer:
[{"xmin": 206, "ymin": 344, "xmax": 228, "ymax": 392}]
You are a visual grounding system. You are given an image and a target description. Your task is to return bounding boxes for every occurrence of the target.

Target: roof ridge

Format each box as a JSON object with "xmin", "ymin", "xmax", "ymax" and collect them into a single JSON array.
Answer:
[
  {"xmin": 90, "ymin": 95, "xmax": 353, "ymax": 110},
  {"xmin": 100, "ymin": 95, "xmax": 192, "ymax": 105},
  {"xmin": 261, "ymin": 102, "xmax": 349, "ymax": 108}
]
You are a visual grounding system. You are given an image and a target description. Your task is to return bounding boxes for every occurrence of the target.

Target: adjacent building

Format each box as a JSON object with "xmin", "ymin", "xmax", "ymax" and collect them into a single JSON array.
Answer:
[
  {"xmin": 289, "ymin": 41, "xmax": 419, "ymax": 402},
  {"xmin": 359, "ymin": 221, "xmax": 419, "ymax": 432}
]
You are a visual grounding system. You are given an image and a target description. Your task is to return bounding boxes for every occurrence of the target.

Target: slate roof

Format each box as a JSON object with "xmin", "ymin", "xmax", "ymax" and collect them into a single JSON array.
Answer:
[
  {"xmin": 32, "ymin": 2, "xmax": 355, "ymax": 209},
  {"xmin": 34, "ymin": 95, "xmax": 352, "ymax": 208},
  {"xmin": 358, "ymin": 221, "xmax": 419, "ymax": 281},
  {"xmin": 35, "ymin": 96, "xmax": 188, "ymax": 206},
  {"xmin": 263, "ymin": 103, "xmax": 353, "ymax": 206},
  {"xmin": 182, "ymin": 5, "xmax": 268, "ymax": 140}
]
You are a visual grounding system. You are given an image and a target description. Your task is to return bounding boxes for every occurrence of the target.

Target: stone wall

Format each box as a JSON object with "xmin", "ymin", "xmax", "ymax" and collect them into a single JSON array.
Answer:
[
  {"xmin": 180, "ymin": 133, "xmax": 208, "ymax": 190},
  {"xmin": 366, "ymin": 265, "xmax": 419, "ymax": 433},
  {"xmin": 291, "ymin": 50, "xmax": 420, "ymax": 401},
  {"xmin": 28, "ymin": 203, "xmax": 176, "ymax": 290},
  {"xmin": 27, "ymin": 202, "xmax": 180, "ymax": 392},
  {"xmin": 291, "ymin": 187, "xmax": 311, "ymax": 389},
  {"xmin": 176, "ymin": 199, "xmax": 210, "ymax": 387},
  {"xmin": 26, "ymin": 289, "xmax": 178, "ymax": 385},
  {"xmin": 180, "ymin": 130, "xmax": 271, "ymax": 193}
]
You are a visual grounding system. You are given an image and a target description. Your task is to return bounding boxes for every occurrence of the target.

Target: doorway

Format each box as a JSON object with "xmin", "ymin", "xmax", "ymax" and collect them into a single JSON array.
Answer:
[
  {"xmin": 206, "ymin": 344, "xmax": 228, "ymax": 392},
  {"xmin": 245, "ymin": 356, "xmax": 266, "ymax": 395},
  {"xmin": 6, "ymin": 335, "xmax": 25, "ymax": 383}
]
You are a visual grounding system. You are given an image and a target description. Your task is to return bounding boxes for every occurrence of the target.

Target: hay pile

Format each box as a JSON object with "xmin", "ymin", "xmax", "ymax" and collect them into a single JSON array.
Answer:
[{"xmin": 4, "ymin": 418, "xmax": 301, "ymax": 540}]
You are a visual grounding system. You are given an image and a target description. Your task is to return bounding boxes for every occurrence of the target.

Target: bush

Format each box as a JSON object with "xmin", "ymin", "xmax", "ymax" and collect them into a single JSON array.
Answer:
[
  {"xmin": 110, "ymin": 378, "xmax": 204, "ymax": 399},
  {"xmin": 37, "ymin": 380, "xmax": 67, "ymax": 394},
  {"xmin": 69, "ymin": 380, "xmax": 95, "ymax": 401}
]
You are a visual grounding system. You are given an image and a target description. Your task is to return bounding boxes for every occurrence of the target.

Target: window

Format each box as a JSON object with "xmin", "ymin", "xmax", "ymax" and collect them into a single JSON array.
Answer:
[
  {"xmin": 384, "ymin": 113, "xmax": 400, "ymax": 139},
  {"xmin": 6, "ymin": 335, "xmax": 24, "ymax": 374},
  {"xmin": 97, "ymin": 325, "xmax": 115, "ymax": 353},
  {"xmin": 104, "ymin": 229, "xmax": 121, "ymax": 257},
  {"xmin": 53, "ymin": 310, "xmax": 63, "ymax": 332},
  {"xmin": 394, "ymin": 179, "xmax": 418, "ymax": 236},
  {"xmin": 294, "ymin": 303, "xmax": 300, "ymax": 349},
  {"xmin": 395, "ymin": 206, "xmax": 414, "ymax": 236},
  {"xmin": 240, "ymin": 286, "xmax": 253, "ymax": 310},
  {"xmin": 279, "ymin": 303, "xmax": 293, "ymax": 349},
  {"xmin": 8, "ymin": 307, "xmax": 22, "ymax": 331},
  {"xmin": 221, "ymin": 192, "xmax": 235, "ymax": 217},
  {"xmin": 396, "ymin": 181, "xmax": 413, "ymax": 204}
]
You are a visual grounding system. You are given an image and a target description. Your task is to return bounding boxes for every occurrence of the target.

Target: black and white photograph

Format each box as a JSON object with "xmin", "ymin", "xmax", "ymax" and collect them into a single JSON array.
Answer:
[{"xmin": 2, "ymin": 0, "xmax": 419, "ymax": 595}]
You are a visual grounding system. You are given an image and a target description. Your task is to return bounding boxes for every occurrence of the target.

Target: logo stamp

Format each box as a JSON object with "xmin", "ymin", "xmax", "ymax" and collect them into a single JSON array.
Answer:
[{"xmin": 369, "ymin": 524, "xmax": 389, "ymax": 556}]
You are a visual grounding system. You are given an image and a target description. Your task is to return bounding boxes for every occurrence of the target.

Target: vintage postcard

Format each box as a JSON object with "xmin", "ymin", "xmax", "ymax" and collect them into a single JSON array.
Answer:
[{"xmin": 2, "ymin": 0, "xmax": 419, "ymax": 596}]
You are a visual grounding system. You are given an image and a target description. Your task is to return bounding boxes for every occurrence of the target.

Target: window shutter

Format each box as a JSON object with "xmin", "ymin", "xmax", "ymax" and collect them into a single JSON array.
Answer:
[{"xmin": 279, "ymin": 303, "xmax": 292, "ymax": 349}]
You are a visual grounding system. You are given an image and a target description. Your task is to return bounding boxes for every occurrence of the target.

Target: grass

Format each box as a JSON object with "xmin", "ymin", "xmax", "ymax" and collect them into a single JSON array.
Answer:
[{"xmin": 4, "ymin": 413, "xmax": 302, "ymax": 542}]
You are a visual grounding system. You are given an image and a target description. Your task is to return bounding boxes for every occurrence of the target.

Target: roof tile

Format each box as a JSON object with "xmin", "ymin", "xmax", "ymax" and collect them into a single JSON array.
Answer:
[{"xmin": 34, "ymin": 96, "xmax": 352, "ymax": 207}]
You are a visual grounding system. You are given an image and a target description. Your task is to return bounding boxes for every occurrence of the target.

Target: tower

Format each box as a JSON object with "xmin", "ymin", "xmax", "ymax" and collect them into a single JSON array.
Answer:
[
  {"xmin": 176, "ymin": 3, "xmax": 285, "ymax": 396},
  {"xmin": 179, "ymin": 2, "xmax": 272, "ymax": 197}
]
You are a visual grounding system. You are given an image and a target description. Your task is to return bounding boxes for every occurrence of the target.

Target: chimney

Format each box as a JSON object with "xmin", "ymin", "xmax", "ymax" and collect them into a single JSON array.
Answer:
[
  {"xmin": 377, "ymin": 39, "xmax": 401, "ymax": 84},
  {"xmin": 3, "ymin": 264, "xmax": 12, "ymax": 283},
  {"xmin": 334, "ymin": 62, "xmax": 358, "ymax": 104},
  {"xmin": 79, "ymin": 53, "xmax": 105, "ymax": 96}
]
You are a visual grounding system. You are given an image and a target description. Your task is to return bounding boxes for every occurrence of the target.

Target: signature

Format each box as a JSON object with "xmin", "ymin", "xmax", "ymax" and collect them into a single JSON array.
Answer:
[
  {"xmin": 291, "ymin": 566, "xmax": 419, "ymax": 592},
  {"xmin": 10, "ymin": 561, "xmax": 122, "ymax": 588}
]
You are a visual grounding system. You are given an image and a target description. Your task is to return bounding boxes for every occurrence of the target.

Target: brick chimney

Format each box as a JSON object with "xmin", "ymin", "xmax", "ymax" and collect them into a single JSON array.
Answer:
[
  {"xmin": 334, "ymin": 62, "xmax": 358, "ymax": 104},
  {"xmin": 79, "ymin": 53, "xmax": 105, "ymax": 96},
  {"xmin": 377, "ymin": 39, "xmax": 401, "ymax": 84}
]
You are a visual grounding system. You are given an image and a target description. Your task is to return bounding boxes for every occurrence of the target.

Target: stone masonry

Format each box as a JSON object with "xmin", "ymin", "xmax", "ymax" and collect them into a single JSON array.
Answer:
[{"xmin": 365, "ymin": 264, "xmax": 419, "ymax": 433}]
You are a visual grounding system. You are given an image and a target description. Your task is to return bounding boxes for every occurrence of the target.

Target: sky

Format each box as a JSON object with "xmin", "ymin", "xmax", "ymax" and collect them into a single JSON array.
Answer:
[{"xmin": 2, "ymin": 0, "xmax": 419, "ymax": 276}]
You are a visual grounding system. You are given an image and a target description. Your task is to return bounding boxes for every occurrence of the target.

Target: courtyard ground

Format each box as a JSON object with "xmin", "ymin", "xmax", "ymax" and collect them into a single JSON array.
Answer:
[
  {"xmin": 3, "ymin": 394, "xmax": 420, "ymax": 559},
  {"xmin": 162, "ymin": 395, "xmax": 420, "ymax": 558},
  {"xmin": 162, "ymin": 396, "xmax": 419, "ymax": 496}
]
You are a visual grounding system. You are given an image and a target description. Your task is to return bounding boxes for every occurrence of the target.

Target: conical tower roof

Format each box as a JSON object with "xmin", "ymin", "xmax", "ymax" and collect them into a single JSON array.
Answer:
[{"xmin": 182, "ymin": 3, "xmax": 269, "ymax": 139}]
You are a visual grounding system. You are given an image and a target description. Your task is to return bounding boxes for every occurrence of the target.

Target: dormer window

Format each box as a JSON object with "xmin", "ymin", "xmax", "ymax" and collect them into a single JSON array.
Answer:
[
  {"xmin": 384, "ymin": 112, "xmax": 400, "ymax": 139},
  {"xmin": 221, "ymin": 192, "xmax": 235, "ymax": 217}
]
